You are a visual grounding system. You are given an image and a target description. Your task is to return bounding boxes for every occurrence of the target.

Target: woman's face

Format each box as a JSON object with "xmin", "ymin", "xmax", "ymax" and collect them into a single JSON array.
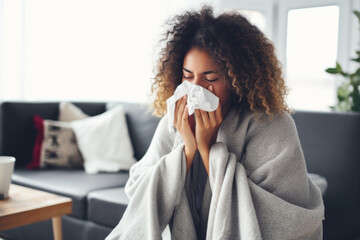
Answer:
[{"xmin": 182, "ymin": 47, "xmax": 231, "ymax": 114}]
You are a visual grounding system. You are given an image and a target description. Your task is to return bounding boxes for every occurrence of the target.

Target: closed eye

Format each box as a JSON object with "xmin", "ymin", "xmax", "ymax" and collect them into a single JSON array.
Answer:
[
  {"xmin": 182, "ymin": 75, "xmax": 218, "ymax": 82},
  {"xmin": 206, "ymin": 78, "xmax": 219, "ymax": 82}
]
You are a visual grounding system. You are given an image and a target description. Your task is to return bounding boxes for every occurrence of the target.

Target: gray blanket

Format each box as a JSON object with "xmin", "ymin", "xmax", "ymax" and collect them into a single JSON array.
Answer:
[{"xmin": 106, "ymin": 108, "xmax": 325, "ymax": 240}]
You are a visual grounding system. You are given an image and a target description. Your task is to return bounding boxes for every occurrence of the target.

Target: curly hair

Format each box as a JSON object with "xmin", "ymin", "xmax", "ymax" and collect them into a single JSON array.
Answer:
[{"xmin": 151, "ymin": 5, "xmax": 290, "ymax": 117}]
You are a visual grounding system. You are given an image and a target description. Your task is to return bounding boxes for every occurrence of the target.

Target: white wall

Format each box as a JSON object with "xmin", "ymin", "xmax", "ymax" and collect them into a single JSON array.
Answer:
[{"xmin": 0, "ymin": 0, "xmax": 358, "ymax": 110}]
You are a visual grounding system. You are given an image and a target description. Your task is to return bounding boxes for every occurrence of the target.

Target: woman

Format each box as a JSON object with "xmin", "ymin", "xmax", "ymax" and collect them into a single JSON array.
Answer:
[{"xmin": 107, "ymin": 6, "xmax": 324, "ymax": 240}]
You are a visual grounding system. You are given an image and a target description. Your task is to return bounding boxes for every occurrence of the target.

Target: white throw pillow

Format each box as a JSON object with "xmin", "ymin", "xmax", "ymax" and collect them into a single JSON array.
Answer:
[
  {"xmin": 71, "ymin": 106, "xmax": 136, "ymax": 174},
  {"xmin": 59, "ymin": 102, "xmax": 89, "ymax": 121}
]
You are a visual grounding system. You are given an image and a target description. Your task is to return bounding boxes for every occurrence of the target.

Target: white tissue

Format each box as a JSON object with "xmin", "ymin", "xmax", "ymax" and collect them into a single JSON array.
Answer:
[{"xmin": 166, "ymin": 81, "xmax": 219, "ymax": 132}]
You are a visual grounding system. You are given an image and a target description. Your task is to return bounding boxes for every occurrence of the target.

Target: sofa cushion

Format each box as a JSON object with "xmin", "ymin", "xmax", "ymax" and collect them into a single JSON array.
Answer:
[
  {"xmin": 12, "ymin": 169, "xmax": 129, "ymax": 219},
  {"xmin": 106, "ymin": 102, "xmax": 160, "ymax": 161},
  {"xmin": 292, "ymin": 110, "xmax": 360, "ymax": 205},
  {"xmin": 292, "ymin": 110, "xmax": 360, "ymax": 239},
  {"xmin": 87, "ymin": 187, "xmax": 129, "ymax": 228},
  {"xmin": 0, "ymin": 102, "xmax": 106, "ymax": 168}
]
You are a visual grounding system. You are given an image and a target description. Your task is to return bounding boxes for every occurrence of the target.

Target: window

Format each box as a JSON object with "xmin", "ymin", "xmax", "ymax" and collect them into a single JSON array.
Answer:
[
  {"xmin": 285, "ymin": 5, "xmax": 340, "ymax": 111},
  {"xmin": 277, "ymin": 0, "xmax": 354, "ymax": 111}
]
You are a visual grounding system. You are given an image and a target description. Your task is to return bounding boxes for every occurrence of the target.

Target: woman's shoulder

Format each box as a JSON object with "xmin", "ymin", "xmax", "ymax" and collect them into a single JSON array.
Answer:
[
  {"xmin": 241, "ymin": 107, "xmax": 295, "ymax": 127},
  {"xmin": 246, "ymin": 109, "xmax": 299, "ymax": 144},
  {"xmin": 228, "ymin": 107, "xmax": 297, "ymax": 138}
]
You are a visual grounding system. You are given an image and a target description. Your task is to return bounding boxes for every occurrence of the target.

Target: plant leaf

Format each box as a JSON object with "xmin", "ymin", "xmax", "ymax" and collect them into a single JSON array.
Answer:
[
  {"xmin": 350, "ymin": 73, "xmax": 360, "ymax": 85},
  {"xmin": 336, "ymin": 62, "xmax": 342, "ymax": 72},
  {"xmin": 335, "ymin": 63, "xmax": 349, "ymax": 77},
  {"xmin": 325, "ymin": 67, "xmax": 338, "ymax": 74},
  {"xmin": 341, "ymin": 72, "xmax": 349, "ymax": 77},
  {"xmin": 351, "ymin": 57, "xmax": 360, "ymax": 63},
  {"xmin": 337, "ymin": 83, "xmax": 350, "ymax": 101},
  {"xmin": 354, "ymin": 10, "xmax": 360, "ymax": 23}
]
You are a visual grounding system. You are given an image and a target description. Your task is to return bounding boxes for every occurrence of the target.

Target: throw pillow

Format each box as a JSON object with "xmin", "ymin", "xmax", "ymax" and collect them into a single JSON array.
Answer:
[
  {"xmin": 71, "ymin": 106, "xmax": 136, "ymax": 174},
  {"xmin": 59, "ymin": 102, "xmax": 89, "ymax": 121},
  {"xmin": 27, "ymin": 115, "xmax": 84, "ymax": 169}
]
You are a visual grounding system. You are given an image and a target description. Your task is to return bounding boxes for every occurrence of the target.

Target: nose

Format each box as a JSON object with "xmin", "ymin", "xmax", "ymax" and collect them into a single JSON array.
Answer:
[{"xmin": 191, "ymin": 75, "xmax": 207, "ymax": 89}]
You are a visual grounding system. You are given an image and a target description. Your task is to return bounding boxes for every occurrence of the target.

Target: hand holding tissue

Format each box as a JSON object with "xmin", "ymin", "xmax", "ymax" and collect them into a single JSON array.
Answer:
[{"xmin": 166, "ymin": 81, "xmax": 219, "ymax": 132}]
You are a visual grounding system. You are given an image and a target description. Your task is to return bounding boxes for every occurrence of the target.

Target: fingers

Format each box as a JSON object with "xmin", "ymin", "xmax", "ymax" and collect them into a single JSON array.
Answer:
[
  {"xmin": 194, "ymin": 85, "xmax": 224, "ymax": 128},
  {"xmin": 215, "ymin": 101, "xmax": 222, "ymax": 123},
  {"xmin": 178, "ymin": 96, "xmax": 186, "ymax": 125},
  {"xmin": 174, "ymin": 98, "xmax": 180, "ymax": 125},
  {"xmin": 182, "ymin": 103, "xmax": 189, "ymax": 125},
  {"xmin": 200, "ymin": 110, "xmax": 210, "ymax": 127},
  {"xmin": 208, "ymin": 110, "xmax": 217, "ymax": 126},
  {"xmin": 174, "ymin": 95, "xmax": 194, "ymax": 138},
  {"xmin": 197, "ymin": 108, "xmax": 219, "ymax": 128},
  {"xmin": 174, "ymin": 95, "xmax": 186, "ymax": 126},
  {"xmin": 194, "ymin": 109, "xmax": 203, "ymax": 126}
]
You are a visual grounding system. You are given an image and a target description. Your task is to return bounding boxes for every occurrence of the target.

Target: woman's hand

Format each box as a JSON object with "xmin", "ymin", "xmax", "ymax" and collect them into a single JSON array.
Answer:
[
  {"xmin": 194, "ymin": 85, "xmax": 223, "ymax": 174},
  {"xmin": 174, "ymin": 95, "xmax": 197, "ymax": 172}
]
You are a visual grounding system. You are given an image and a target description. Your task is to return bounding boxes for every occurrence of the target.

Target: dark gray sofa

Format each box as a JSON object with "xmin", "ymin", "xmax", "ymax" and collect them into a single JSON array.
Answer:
[
  {"xmin": 0, "ymin": 102, "xmax": 359, "ymax": 240},
  {"xmin": 0, "ymin": 101, "xmax": 160, "ymax": 240}
]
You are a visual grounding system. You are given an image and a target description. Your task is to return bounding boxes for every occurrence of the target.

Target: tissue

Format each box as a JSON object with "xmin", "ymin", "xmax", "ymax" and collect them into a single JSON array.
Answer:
[{"xmin": 166, "ymin": 81, "xmax": 219, "ymax": 132}]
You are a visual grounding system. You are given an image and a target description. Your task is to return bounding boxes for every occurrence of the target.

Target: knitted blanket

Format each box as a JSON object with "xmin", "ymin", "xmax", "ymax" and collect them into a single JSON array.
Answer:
[{"xmin": 106, "ymin": 108, "xmax": 325, "ymax": 240}]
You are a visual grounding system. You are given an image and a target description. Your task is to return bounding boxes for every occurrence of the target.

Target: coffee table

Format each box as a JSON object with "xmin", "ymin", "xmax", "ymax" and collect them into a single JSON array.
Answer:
[{"xmin": 0, "ymin": 184, "xmax": 72, "ymax": 240}]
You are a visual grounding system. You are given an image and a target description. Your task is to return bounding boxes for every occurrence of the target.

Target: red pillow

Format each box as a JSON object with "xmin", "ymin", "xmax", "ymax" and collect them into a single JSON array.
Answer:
[
  {"xmin": 27, "ymin": 115, "xmax": 84, "ymax": 169},
  {"xmin": 27, "ymin": 115, "xmax": 44, "ymax": 169}
]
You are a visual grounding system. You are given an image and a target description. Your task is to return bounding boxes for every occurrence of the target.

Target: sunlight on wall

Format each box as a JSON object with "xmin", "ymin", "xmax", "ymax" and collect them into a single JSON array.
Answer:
[
  {"xmin": 22, "ymin": 0, "xmax": 168, "ymax": 102},
  {"xmin": 2, "ymin": 0, "xmax": 24, "ymax": 100}
]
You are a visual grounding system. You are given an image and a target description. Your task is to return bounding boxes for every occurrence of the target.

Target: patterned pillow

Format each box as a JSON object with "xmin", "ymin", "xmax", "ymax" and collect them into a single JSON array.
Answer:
[{"xmin": 27, "ymin": 115, "xmax": 84, "ymax": 169}]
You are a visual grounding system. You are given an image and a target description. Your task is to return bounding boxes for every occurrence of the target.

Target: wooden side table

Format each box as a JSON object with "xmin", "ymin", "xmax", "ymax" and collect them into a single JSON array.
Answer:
[{"xmin": 0, "ymin": 184, "xmax": 72, "ymax": 240}]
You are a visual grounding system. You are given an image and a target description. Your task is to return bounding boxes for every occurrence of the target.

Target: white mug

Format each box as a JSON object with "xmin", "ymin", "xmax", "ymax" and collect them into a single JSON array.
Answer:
[{"xmin": 0, "ymin": 156, "xmax": 16, "ymax": 199}]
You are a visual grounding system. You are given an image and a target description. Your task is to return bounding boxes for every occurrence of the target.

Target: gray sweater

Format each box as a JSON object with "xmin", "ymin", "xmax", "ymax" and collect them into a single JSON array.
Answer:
[{"xmin": 106, "ymin": 107, "xmax": 325, "ymax": 240}]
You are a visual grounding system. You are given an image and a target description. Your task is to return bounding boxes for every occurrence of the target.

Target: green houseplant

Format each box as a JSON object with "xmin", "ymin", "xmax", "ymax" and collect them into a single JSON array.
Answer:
[{"xmin": 325, "ymin": 10, "xmax": 360, "ymax": 112}]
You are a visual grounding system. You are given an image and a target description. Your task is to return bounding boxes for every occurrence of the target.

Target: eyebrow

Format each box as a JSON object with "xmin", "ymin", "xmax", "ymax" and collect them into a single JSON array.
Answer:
[{"xmin": 183, "ymin": 67, "xmax": 218, "ymax": 75}]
